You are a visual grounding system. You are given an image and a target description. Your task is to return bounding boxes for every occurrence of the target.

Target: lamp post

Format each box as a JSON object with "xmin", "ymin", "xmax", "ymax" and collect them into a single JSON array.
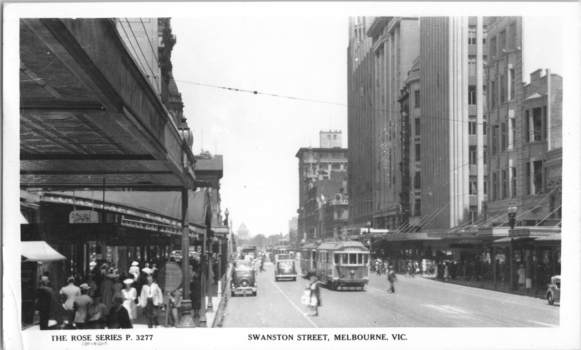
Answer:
[
  {"xmin": 366, "ymin": 221, "xmax": 372, "ymax": 255},
  {"xmin": 507, "ymin": 203, "xmax": 518, "ymax": 230}
]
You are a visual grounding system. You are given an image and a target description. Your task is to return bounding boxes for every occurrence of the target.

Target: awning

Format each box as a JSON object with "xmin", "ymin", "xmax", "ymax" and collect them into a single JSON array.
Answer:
[
  {"xmin": 21, "ymin": 241, "xmax": 66, "ymax": 262},
  {"xmin": 534, "ymin": 233, "xmax": 561, "ymax": 241},
  {"xmin": 492, "ymin": 236, "xmax": 536, "ymax": 245}
]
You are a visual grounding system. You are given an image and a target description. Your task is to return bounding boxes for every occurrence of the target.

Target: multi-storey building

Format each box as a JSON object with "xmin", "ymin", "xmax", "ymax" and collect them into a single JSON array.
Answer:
[
  {"xmin": 347, "ymin": 17, "xmax": 376, "ymax": 229},
  {"xmin": 320, "ymin": 188, "xmax": 349, "ymax": 240},
  {"xmin": 419, "ymin": 17, "xmax": 488, "ymax": 232},
  {"xmin": 365, "ymin": 17, "xmax": 420, "ymax": 231},
  {"xmin": 484, "ymin": 16, "xmax": 562, "ymax": 228},
  {"xmin": 296, "ymin": 131, "xmax": 348, "ymax": 241}
]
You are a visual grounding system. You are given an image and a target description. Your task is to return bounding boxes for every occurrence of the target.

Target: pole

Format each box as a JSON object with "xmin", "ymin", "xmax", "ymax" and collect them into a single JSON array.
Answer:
[{"xmin": 177, "ymin": 188, "xmax": 195, "ymax": 328}]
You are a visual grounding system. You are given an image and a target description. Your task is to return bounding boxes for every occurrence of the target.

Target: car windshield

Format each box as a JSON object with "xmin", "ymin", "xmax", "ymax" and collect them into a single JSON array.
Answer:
[{"xmin": 235, "ymin": 260, "xmax": 252, "ymax": 268}]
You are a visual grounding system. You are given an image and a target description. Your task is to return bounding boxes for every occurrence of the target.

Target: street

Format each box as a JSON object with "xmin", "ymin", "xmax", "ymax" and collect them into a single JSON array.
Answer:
[{"xmin": 222, "ymin": 262, "xmax": 559, "ymax": 328}]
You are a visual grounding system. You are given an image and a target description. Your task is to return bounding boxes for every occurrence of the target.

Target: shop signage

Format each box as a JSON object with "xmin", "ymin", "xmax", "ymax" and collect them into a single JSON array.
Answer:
[
  {"xmin": 158, "ymin": 262, "xmax": 183, "ymax": 292},
  {"xmin": 509, "ymin": 229, "xmax": 551, "ymax": 237},
  {"xmin": 69, "ymin": 210, "xmax": 99, "ymax": 224},
  {"xmin": 120, "ymin": 218, "xmax": 181, "ymax": 235}
]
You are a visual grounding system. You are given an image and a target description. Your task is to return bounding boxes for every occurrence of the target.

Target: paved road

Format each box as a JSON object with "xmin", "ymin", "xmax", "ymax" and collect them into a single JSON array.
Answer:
[{"xmin": 222, "ymin": 262, "xmax": 559, "ymax": 328}]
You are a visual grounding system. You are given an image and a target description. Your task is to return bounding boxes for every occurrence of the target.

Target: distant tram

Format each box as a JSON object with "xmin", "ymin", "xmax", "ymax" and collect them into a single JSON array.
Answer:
[{"xmin": 300, "ymin": 241, "xmax": 370, "ymax": 290}]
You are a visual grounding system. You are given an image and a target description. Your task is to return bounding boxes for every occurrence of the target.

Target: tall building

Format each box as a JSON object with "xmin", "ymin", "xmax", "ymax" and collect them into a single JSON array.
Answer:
[
  {"xmin": 296, "ymin": 130, "xmax": 348, "ymax": 241},
  {"xmin": 366, "ymin": 17, "xmax": 420, "ymax": 230},
  {"xmin": 484, "ymin": 17, "xmax": 562, "ymax": 228},
  {"xmin": 347, "ymin": 17, "xmax": 376, "ymax": 230},
  {"xmin": 419, "ymin": 17, "xmax": 488, "ymax": 232}
]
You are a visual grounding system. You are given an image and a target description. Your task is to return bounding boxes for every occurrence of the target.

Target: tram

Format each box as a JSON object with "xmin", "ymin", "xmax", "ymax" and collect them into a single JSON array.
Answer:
[
  {"xmin": 272, "ymin": 245, "xmax": 290, "ymax": 262},
  {"xmin": 300, "ymin": 240, "xmax": 370, "ymax": 290}
]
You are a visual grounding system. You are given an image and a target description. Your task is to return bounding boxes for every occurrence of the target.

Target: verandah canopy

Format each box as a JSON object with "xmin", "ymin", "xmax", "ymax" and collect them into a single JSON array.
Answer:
[{"xmin": 21, "ymin": 241, "xmax": 66, "ymax": 262}]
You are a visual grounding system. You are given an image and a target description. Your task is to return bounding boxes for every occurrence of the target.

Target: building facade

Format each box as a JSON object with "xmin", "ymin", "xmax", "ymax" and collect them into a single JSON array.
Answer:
[
  {"xmin": 419, "ymin": 17, "xmax": 488, "ymax": 232},
  {"xmin": 296, "ymin": 131, "xmax": 348, "ymax": 242}
]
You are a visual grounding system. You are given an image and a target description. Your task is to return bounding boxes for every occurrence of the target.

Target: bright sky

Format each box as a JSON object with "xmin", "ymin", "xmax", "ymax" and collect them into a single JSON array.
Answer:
[{"xmin": 171, "ymin": 17, "xmax": 349, "ymax": 237}]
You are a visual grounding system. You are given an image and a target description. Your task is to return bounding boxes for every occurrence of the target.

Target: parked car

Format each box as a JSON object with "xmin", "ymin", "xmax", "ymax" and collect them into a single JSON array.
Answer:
[
  {"xmin": 546, "ymin": 275, "xmax": 561, "ymax": 305},
  {"xmin": 274, "ymin": 259, "xmax": 297, "ymax": 281},
  {"xmin": 231, "ymin": 260, "xmax": 257, "ymax": 297}
]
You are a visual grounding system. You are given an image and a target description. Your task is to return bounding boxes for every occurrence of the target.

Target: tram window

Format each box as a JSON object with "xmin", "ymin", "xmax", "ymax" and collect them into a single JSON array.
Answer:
[
  {"xmin": 342, "ymin": 254, "xmax": 348, "ymax": 264},
  {"xmin": 349, "ymin": 254, "xmax": 357, "ymax": 264},
  {"xmin": 357, "ymin": 254, "xmax": 362, "ymax": 264},
  {"xmin": 334, "ymin": 254, "xmax": 340, "ymax": 264},
  {"xmin": 363, "ymin": 254, "xmax": 369, "ymax": 264}
]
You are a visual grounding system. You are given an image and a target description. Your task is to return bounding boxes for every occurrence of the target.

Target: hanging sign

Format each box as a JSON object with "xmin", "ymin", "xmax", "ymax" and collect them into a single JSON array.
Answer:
[
  {"xmin": 157, "ymin": 262, "xmax": 183, "ymax": 293},
  {"xmin": 69, "ymin": 210, "xmax": 99, "ymax": 224}
]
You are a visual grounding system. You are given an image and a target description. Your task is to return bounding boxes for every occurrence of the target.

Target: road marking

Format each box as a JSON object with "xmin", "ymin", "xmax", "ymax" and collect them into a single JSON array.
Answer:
[
  {"xmin": 531, "ymin": 321, "xmax": 559, "ymax": 327},
  {"xmin": 269, "ymin": 280, "xmax": 318, "ymax": 328}
]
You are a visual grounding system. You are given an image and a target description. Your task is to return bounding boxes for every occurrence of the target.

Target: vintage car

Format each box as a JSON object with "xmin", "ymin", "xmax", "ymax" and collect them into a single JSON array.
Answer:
[
  {"xmin": 546, "ymin": 275, "xmax": 561, "ymax": 305},
  {"xmin": 274, "ymin": 259, "xmax": 297, "ymax": 281},
  {"xmin": 231, "ymin": 260, "xmax": 257, "ymax": 297}
]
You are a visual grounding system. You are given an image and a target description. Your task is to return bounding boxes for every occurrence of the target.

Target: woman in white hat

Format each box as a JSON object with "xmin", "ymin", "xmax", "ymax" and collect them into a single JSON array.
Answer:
[{"xmin": 121, "ymin": 279, "xmax": 137, "ymax": 320}]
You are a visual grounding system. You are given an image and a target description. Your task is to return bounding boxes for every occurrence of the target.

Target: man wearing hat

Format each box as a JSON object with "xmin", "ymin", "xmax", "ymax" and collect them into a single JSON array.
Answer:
[
  {"xmin": 36, "ymin": 276, "xmax": 54, "ymax": 330},
  {"xmin": 59, "ymin": 276, "xmax": 81, "ymax": 329},
  {"xmin": 73, "ymin": 284, "xmax": 93, "ymax": 329},
  {"xmin": 107, "ymin": 295, "xmax": 133, "ymax": 329}
]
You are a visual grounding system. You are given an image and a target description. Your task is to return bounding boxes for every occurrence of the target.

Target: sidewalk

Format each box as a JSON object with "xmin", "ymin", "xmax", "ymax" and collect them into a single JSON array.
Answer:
[
  {"xmin": 24, "ymin": 274, "xmax": 228, "ymax": 331},
  {"xmin": 421, "ymin": 274, "xmax": 547, "ymax": 299}
]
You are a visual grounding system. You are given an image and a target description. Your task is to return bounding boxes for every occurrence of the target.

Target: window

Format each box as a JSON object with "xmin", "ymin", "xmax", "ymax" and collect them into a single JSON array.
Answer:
[
  {"xmin": 414, "ymin": 172, "xmax": 421, "ymax": 189},
  {"xmin": 468, "ymin": 27, "xmax": 477, "ymax": 45},
  {"xmin": 490, "ymin": 37, "xmax": 497, "ymax": 58},
  {"xmin": 469, "ymin": 121, "xmax": 477, "ymax": 135},
  {"xmin": 415, "ymin": 118, "xmax": 420, "ymax": 136},
  {"xmin": 509, "ymin": 23, "xmax": 517, "ymax": 50},
  {"xmin": 525, "ymin": 110, "xmax": 530, "ymax": 142},
  {"xmin": 483, "ymin": 122, "xmax": 487, "ymax": 135},
  {"xmin": 483, "ymin": 31, "xmax": 488, "ymax": 44},
  {"xmin": 543, "ymin": 106, "xmax": 548, "ymax": 140},
  {"xmin": 414, "ymin": 198, "xmax": 421, "ymax": 216},
  {"xmin": 414, "ymin": 90, "xmax": 420, "ymax": 108},
  {"xmin": 469, "ymin": 85, "xmax": 476, "ymax": 105},
  {"xmin": 333, "ymin": 135, "xmax": 337, "ymax": 139},
  {"xmin": 349, "ymin": 253, "xmax": 357, "ymax": 264},
  {"xmin": 468, "ymin": 57, "xmax": 476, "ymax": 76},
  {"xmin": 469, "ymin": 178, "xmax": 477, "ymax": 195},
  {"xmin": 491, "ymin": 81, "xmax": 496, "ymax": 108},
  {"xmin": 469, "ymin": 146, "xmax": 477, "ymax": 165},
  {"xmin": 415, "ymin": 144, "xmax": 421, "ymax": 161},
  {"xmin": 511, "ymin": 167, "xmax": 517, "ymax": 197},
  {"xmin": 492, "ymin": 125, "xmax": 497, "ymax": 155},
  {"xmin": 502, "ymin": 170, "xmax": 507, "ymax": 199},
  {"xmin": 484, "ymin": 145, "xmax": 488, "ymax": 160},
  {"xmin": 501, "ymin": 123, "xmax": 507, "ymax": 151},
  {"xmin": 510, "ymin": 119, "xmax": 516, "ymax": 150},
  {"xmin": 533, "ymin": 107, "xmax": 542, "ymax": 141},
  {"xmin": 484, "ymin": 178, "xmax": 488, "ymax": 195},
  {"xmin": 500, "ymin": 75, "xmax": 505, "ymax": 104},
  {"xmin": 499, "ymin": 30, "xmax": 506, "ymax": 51},
  {"xmin": 526, "ymin": 162, "xmax": 531, "ymax": 195},
  {"xmin": 492, "ymin": 173, "xmax": 497, "ymax": 201},
  {"xmin": 533, "ymin": 160, "xmax": 543, "ymax": 194},
  {"xmin": 509, "ymin": 68, "xmax": 515, "ymax": 100}
]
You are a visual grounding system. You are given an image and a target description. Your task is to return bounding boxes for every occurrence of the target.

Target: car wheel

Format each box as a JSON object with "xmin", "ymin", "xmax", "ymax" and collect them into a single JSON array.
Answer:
[
  {"xmin": 547, "ymin": 293, "xmax": 554, "ymax": 305},
  {"xmin": 253, "ymin": 291, "xmax": 257, "ymax": 297},
  {"xmin": 231, "ymin": 291, "xmax": 235, "ymax": 297}
]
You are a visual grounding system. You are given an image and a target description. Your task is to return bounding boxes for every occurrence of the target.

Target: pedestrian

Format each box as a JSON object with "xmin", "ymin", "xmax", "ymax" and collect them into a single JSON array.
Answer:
[
  {"xmin": 86, "ymin": 295, "xmax": 108, "ymax": 329},
  {"xmin": 309, "ymin": 276, "xmax": 321, "ymax": 316},
  {"xmin": 36, "ymin": 276, "xmax": 54, "ymax": 330},
  {"xmin": 387, "ymin": 265, "xmax": 397, "ymax": 293},
  {"xmin": 100, "ymin": 268, "xmax": 116, "ymax": 311},
  {"xmin": 414, "ymin": 260, "xmax": 420, "ymax": 277},
  {"xmin": 121, "ymin": 279, "xmax": 137, "ymax": 320},
  {"xmin": 72, "ymin": 284, "xmax": 92, "ymax": 329},
  {"xmin": 139, "ymin": 274, "xmax": 163, "ymax": 328},
  {"xmin": 517, "ymin": 264, "xmax": 526, "ymax": 290},
  {"xmin": 107, "ymin": 296, "xmax": 133, "ymax": 329},
  {"xmin": 301, "ymin": 283, "xmax": 312, "ymax": 316},
  {"xmin": 59, "ymin": 276, "xmax": 81, "ymax": 329},
  {"xmin": 169, "ymin": 288, "xmax": 182, "ymax": 326},
  {"xmin": 189, "ymin": 277, "xmax": 201, "ymax": 318},
  {"xmin": 260, "ymin": 257, "xmax": 265, "ymax": 273}
]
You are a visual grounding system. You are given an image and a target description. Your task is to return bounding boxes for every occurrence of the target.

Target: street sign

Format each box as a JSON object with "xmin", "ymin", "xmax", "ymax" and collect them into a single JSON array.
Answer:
[
  {"xmin": 158, "ymin": 262, "xmax": 183, "ymax": 292},
  {"xmin": 69, "ymin": 210, "xmax": 99, "ymax": 223}
]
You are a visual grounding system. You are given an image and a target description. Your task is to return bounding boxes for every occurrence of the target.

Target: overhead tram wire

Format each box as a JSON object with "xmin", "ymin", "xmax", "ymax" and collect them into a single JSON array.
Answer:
[
  {"xmin": 117, "ymin": 20, "xmax": 152, "ymax": 84},
  {"xmin": 174, "ymin": 79, "xmax": 563, "ymax": 130},
  {"xmin": 124, "ymin": 18, "xmax": 159, "ymax": 89},
  {"xmin": 139, "ymin": 18, "xmax": 161, "ymax": 66}
]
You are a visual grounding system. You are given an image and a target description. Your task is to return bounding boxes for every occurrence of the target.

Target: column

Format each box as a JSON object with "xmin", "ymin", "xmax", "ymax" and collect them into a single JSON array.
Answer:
[
  {"xmin": 177, "ymin": 188, "xmax": 195, "ymax": 328},
  {"xmin": 492, "ymin": 245, "xmax": 497, "ymax": 289},
  {"xmin": 509, "ymin": 239, "xmax": 515, "ymax": 291},
  {"xmin": 476, "ymin": 16, "xmax": 484, "ymax": 214}
]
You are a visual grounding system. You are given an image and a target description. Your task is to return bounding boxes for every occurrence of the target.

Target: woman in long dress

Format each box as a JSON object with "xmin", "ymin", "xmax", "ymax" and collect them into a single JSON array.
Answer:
[{"xmin": 121, "ymin": 279, "xmax": 137, "ymax": 320}]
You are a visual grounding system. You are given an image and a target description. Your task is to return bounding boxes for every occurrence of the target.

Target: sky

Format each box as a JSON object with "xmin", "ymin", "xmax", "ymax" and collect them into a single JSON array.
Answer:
[{"xmin": 171, "ymin": 17, "xmax": 349, "ymax": 237}]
